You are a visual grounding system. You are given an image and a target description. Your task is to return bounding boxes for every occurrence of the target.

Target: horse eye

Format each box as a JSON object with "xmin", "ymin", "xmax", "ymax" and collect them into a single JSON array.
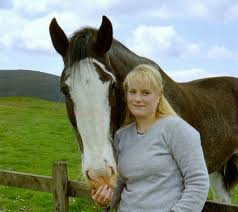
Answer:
[
  {"xmin": 110, "ymin": 83, "xmax": 117, "ymax": 92},
  {"xmin": 108, "ymin": 83, "xmax": 115, "ymax": 97},
  {"xmin": 61, "ymin": 85, "xmax": 70, "ymax": 96}
]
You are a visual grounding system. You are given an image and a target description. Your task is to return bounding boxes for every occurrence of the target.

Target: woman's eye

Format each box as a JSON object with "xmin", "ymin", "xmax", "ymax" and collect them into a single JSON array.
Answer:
[
  {"xmin": 129, "ymin": 90, "xmax": 136, "ymax": 94},
  {"xmin": 143, "ymin": 91, "xmax": 150, "ymax": 95}
]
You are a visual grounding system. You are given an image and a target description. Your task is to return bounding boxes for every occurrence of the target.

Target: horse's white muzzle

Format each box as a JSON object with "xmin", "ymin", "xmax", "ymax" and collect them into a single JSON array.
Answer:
[{"xmin": 84, "ymin": 165, "xmax": 117, "ymax": 189}]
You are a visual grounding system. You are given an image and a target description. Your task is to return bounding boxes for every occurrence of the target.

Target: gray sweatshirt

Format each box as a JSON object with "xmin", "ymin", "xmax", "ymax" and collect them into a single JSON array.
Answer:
[{"xmin": 109, "ymin": 116, "xmax": 209, "ymax": 212}]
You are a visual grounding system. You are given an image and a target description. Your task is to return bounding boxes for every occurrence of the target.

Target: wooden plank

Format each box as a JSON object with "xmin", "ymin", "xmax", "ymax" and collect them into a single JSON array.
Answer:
[
  {"xmin": 0, "ymin": 169, "xmax": 91, "ymax": 198},
  {"xmin": 68, "ymin": 180, "xmax": 90, "ymax": 199},
  {"xmin": 0, "ymin": 170, "xmax": 53, "ymax": 192},
  {"xmin": 52, "ymin": 162, "xmax": 69, "ymax": 212},
  {"xmin": 203, "ymin": 200, "xmax": 238, "ymax": 212}
]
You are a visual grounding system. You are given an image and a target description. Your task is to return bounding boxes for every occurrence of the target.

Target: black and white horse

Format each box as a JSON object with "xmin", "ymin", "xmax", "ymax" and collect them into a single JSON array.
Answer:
[{"xmin": 49, "ymin": 16, "xmax": 238, "ymax": 203}]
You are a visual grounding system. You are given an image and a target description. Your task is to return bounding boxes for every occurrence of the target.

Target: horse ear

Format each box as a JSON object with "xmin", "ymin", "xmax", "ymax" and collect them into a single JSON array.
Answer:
[
  {"xmin": 49, "ymin": 18, "xmax": 69, "ymax": 57},
  {"xmin": 96, "ymin": 16, "xmax": 113, "ymax": 54}
]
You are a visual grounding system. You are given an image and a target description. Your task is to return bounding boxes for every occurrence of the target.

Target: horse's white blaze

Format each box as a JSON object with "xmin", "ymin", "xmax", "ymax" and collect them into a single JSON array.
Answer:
[
  {"xmin": 65, "ymin": 58, "xmax": 116, "ymax": 178},
  {"xmin": 209, "ymin": 171, "xmax": 231, "ymax": 203}
]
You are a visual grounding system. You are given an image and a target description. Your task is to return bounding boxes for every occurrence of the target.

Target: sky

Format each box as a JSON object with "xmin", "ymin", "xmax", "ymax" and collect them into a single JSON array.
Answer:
[{"xmin": 1, "ymin": 0, "xmax": 238, "ymax": 82}]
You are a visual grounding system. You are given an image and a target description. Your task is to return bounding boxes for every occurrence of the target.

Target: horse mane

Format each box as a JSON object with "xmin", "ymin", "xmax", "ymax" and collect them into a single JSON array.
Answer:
[{"xmin": 108, "ymin": 37, "xmax": 175, "ymax": 85}]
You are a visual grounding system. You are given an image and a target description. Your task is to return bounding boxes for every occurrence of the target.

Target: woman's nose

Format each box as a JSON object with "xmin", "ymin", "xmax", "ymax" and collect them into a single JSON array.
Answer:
[{"xmin": 134, "ymin": 93, "xmax": 142, "ymax": 101}]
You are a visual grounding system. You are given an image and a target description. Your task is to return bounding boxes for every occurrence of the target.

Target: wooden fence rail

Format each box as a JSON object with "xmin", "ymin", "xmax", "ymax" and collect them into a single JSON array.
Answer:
[
  {"xmin": 0, "ymin": 161, "xmax": 89, "ymax": 211},
  {"xmin": 1, "ymin": 161, "xmax": 238, "ymax": 211}
]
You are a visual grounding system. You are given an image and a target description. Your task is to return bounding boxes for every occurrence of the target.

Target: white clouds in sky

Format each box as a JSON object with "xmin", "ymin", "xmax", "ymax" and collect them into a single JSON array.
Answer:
[
  {"xmin": 11, "ymin": 0, "xmax": 119, "ymax": 16},
  {"xmin": 13, "ymin": 0, "xmax": 51, "ymax": 15},
  {"xmin": 0, "ymin": 11, "xmax": 60, "ymax": 52},
  {"xmin": 0, "ymin": 0, "xmax": 120, "ymax": 53},
  {"xmin": 150, "ymin": 0, "xmax": 238, "ymax": 22},
  {"xmin": 0, "ymin": 0, "xmax": 12, "ymax": 9},
  {"xmin": 127, "ymin": 25, "xmax": 200, "ymax": 60},
  {"xmin": 207, "ymin": 45, "xmax": 238, "ymax": 60},
  {"xmin": 0, "ymin": 10, "xmax": 25, "ymax": 47},
  {"xmin": 1, "ymin": 0, "xmax": 238, "ymax": 80},
  {"xmin": 1, "ymin": 0, "xmax": 237, "ymax": 59},
  {"xmin": 169, "ymin": 68, "xmax": 218, "ymax": 82}
]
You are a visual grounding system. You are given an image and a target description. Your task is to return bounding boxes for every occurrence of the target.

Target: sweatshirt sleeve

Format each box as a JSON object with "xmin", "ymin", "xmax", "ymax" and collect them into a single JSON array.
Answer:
[{"xmin": 169, "ymin": 119, "xmax": 210, "ymax": 212}]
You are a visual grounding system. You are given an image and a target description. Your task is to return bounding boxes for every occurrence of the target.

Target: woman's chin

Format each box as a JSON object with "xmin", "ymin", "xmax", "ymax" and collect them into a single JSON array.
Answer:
[{"xmin": 132, "ymin": 112, "xmax": 147, "ymax": 119}]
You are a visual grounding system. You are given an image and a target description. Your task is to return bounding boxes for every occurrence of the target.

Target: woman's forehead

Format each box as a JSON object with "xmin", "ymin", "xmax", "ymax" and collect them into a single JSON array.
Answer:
[{"xmin": 128, "ymin": 79, "xmax": 154, "ymax": 90}]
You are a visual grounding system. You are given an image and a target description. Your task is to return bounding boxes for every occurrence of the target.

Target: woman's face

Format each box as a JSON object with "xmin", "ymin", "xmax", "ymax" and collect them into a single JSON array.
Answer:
[{"xmin": 126, "ymin": 80, "xmax": 161, "ymax": 120}]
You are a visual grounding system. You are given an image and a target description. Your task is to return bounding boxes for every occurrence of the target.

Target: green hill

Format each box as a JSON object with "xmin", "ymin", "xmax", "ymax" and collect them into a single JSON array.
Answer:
[
  {"xmin": 0, "ymin": 97, "xmax": 100, "ymax": 211},
  {"xmin": 0, "ymin": 70, "xmax": 64, "ymax": 102}
]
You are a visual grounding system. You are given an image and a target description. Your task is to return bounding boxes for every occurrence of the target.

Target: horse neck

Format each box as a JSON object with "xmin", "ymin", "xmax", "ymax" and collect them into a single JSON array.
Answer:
[{"xmin": 108, "ymin": 40, "xmax": 179, "ymax": 91}]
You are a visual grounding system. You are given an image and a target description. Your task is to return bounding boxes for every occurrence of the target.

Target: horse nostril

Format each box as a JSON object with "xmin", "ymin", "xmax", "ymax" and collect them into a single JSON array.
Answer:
[
  {"xmin": 86, "ymin": 170, "xmax": 93, "ymax": 180},
  {"xmin": 110, "ymin": 166, "xmax": 116, "ymax": 176}
]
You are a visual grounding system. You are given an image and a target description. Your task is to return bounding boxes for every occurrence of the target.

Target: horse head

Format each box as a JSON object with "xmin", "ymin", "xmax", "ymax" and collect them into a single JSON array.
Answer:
[{"xmin": 49, "ymin": 16, "xmax": 118, "ymax": 189}]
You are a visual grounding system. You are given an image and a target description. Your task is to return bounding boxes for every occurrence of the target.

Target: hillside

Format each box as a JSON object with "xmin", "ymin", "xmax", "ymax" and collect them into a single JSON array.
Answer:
[{"xmin": 0, "ymin": 70, "xmax": 64, "ymax": 102}]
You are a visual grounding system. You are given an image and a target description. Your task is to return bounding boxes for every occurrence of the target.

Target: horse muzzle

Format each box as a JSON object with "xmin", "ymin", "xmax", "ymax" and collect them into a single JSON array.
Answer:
[{"xmin": 85, "ymin": 166, "xmax": 117, "ymax": 189}]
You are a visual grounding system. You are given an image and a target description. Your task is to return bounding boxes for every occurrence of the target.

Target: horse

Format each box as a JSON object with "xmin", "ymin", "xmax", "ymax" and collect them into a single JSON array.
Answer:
[{"xmin": 49, "ymin": 16, "xmax": 238, "ymax": 203}]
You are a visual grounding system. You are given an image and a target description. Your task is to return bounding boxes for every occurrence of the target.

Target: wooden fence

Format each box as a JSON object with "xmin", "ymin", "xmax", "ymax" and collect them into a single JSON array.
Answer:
[
  {"xmin": 0, "ymin": 162, "xmax": 90, "ymax": 211},
  {"xmin": 0, "ymin": 161, "xmax": 238, "ymax": 211}
]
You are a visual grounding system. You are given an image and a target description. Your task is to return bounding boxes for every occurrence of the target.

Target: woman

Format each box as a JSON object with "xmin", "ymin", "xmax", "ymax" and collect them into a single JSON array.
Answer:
[{"xmin": 92, "ymin": 64, "xmax": 209, "ymax": 212}]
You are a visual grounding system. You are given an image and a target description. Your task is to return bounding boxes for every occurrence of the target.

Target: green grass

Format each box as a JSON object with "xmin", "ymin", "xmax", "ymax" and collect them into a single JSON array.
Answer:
[
  {"xmin": 1, "ymin": 97, "xmax": 238, "ymax": 211},
  {"xmin": 0, "ymin": 97, "xmax": 102, "ymax": 211}
]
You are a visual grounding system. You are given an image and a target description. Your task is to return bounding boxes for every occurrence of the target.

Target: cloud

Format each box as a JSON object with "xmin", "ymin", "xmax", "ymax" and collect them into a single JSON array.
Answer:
[
  {"xmin": 0, "ymin": 11, "xmax": 55, "ymax": 52},
  {"xmin": 0, "ymin": 10, "xmax": 26, "ymax": 47},
  {"xmin": 12, "ymin": 0, "xmax": 52, "ymax": 16},
  {"xmin": 168, "ymin": 68, "xmax": 218, "ymax": 82},
  {"xmin": 168, "ymin": 67, "xmax": 237, "ymax": 82},
  {"xmin": 226, "ymin": 3, "xmax": 238, "ymax": 21},
  {"xmin": 148, "ymin": 0, "xmax": 238, "ymax": 22},
  {"xmin": 126, "ymin": 25, "xmax": 200, "ymax": 60},
  {"xmin": 11, "ymin": 0, "xmax": 120, "ymax": 18},
  {"xmin": 152, "ymin": 1, "xmax": 211, "ymax": 20},
  {"xmin": 207, "ymin": 45, "xmax": 238, "ymax": 60},
  {"xmin": 0, "ymin": 1, "xmax": 121, "ymax": 54},
  {"xmin": 0, "ymin": 0, "xmax": 13, "ymax": 9}
]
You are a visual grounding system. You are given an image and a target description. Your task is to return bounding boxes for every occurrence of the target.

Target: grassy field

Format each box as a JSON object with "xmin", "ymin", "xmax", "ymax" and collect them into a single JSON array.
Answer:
[
  {"xmin": 0, "ymin": 97, "xmax": 102, "ymax": 212},
  {"xmin": 1, "ymin": 97, "xmax": 238, "ymax": 211}
]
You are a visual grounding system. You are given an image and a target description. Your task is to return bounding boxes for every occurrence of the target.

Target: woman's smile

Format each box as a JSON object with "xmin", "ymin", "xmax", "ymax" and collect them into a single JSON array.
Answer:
[{"xmin": 132, "ymin": 104, "xmax": 145, "ymax": 107}]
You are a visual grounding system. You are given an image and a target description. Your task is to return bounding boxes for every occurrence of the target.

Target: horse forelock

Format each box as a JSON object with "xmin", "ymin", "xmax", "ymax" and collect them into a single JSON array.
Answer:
[
  {"xmin": 66, "ymin": 28, "xmax": 97, "ymax": 67},
  {"xmin": 64, "ymin": 27, "xmax": 116, "ymax": 80}
]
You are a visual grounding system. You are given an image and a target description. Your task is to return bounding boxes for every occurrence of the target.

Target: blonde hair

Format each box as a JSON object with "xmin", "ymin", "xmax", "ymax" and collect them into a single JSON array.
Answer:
[{"xmin": 122, "ymin": 64, "xmax": 177, "ymax": 126}]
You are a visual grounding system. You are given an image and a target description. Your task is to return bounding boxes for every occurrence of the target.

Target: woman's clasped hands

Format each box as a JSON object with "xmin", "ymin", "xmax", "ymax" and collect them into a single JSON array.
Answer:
[{"xmin": 91, "ymin": 184, "xmax": 113, "ymax": 208}]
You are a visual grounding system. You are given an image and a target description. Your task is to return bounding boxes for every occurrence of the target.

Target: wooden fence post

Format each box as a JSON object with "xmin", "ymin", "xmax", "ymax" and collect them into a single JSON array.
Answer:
[{"xmin": 52, "ymin": 161, "xmax": 69, "ymax": 212}]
